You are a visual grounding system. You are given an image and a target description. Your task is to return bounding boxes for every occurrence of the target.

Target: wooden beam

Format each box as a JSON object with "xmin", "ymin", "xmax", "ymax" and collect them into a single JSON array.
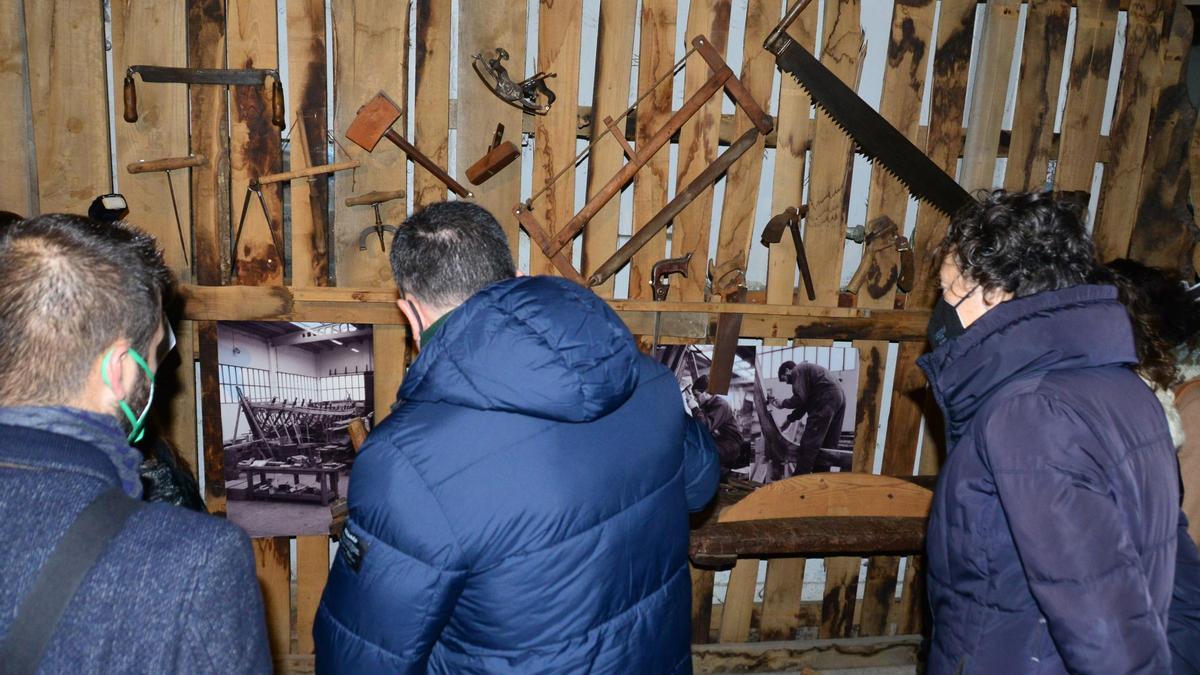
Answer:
[
  {"xmin": 1054, "ymin": 0, "xmax": 1120, "ymax": 193},
  {"xmin": 413, "ymin": 0, "xmax": 451, "ymax": 209},
  {"xmin": 295, "ymin": 536, "xmax": 329, "ymax": 656},
  {"xmin": 287, "ymin": 0, "xmax": 332, "ymax": 288},
  {"xmin": 959, "ymin": 0, "xmax": 1021, "ymax": 192},
  {"xmin": 1003, "ymin": 0, "xmax": 1071, "ymax": 191},
  {"xmin": 692, "ymin": 635, "xmax": 921, "ymax": 673},
  {"xmin": 690, "ymin": 517, "xmax": 927, "ymax": 559},
  {"xmin": 0, "ymin": 0, "xmax": 35, "ymax": 215},
  {"xmin": 188, "ymin": 0, "xmax": 231, "ymax": 286}
]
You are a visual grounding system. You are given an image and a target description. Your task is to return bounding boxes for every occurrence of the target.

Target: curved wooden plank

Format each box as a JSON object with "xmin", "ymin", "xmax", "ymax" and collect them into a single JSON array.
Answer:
[{"xmin": 719, "ymin": 473, "xmax": 932, "ymax": 523}]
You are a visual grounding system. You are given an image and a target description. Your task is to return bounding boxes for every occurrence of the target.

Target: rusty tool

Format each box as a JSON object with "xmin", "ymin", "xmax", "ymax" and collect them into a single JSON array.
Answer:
[
  {"xmin": 844, "ymin": 215, "xmax": 915, "ymax": 296},
  {"xmin": 126, "ymin": 154, "xmax": 208, "ymax": 266},
  {"xmin": 345, "ymin": 92, "xmax": 473, "ymax": 199},
  {"xmin": 466, "ymin": 123, "xmax": 520, "ymax": 185},
  {"xmin": 706, "ymin": 259, "xmax": 747, "ymax": 396},
  {"xmin": 587, "ymin": 127, "xmax": 762, "ymax": 288},
  {"xmin": 345, "ymin": 189, "xmax": 406, "ymax": 252},
  {"xmin": 471, "ymin": 47, "xmax": 557, "ymax": 115},
  {"xmin": 231, "ymin": 180, "xmax": 285, "ymax": 282},
  {"xmin": 649, "ymin": 252, "xmax": 693, "ymax": 352},
  {"xmin": 124, "ymin": 65, "xmax": 284, "ymax": 128},
  {"xmin": 760, "ymin": 206, "xmax": 816, "ymax": 302},
  {"xmin": 515, "ymin": 34, "xmax": 773, "ymax": 281}
]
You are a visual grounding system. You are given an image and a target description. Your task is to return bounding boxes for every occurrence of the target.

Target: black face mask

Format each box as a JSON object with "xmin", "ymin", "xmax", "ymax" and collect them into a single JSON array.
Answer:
[{"xmin": 927, "ymin": 297, "xmax": 965, "ymax": 348}]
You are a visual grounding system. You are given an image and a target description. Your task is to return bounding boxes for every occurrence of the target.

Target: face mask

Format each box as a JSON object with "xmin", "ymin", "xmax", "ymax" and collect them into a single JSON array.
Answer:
[
  {"xmin": 101, "ymin": 347, "xmax": 155, "ymax": 443},
  {"xmin": 927, "ymin": 286, "xmax": 977, "ymax": 348}
]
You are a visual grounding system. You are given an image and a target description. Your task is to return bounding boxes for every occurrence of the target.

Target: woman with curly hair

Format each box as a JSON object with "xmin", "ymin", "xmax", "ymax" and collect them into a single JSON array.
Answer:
[{"xmin": 918, "ymin": 190, "xmax": 1179, "ymax": 674}]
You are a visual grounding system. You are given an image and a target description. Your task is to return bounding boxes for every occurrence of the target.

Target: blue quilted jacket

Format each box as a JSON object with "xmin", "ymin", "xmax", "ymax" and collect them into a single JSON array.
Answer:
[
  {"xmin": 918, "ymin": 285, "xmax": 1179, "ymax": 674},
  {"xmin": 314, "ymin": 276, "xmax": 720, "ymax": 674}
]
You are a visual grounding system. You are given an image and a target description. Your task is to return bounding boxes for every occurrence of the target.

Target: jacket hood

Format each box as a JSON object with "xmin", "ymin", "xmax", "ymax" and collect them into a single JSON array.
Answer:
[
  {"xmin": 918, "ymin": 285, "xmax": 1137, "ymax": 442},
  {"xmin": 398, "ymin": 276, "xmax": 641, "ymax": 422}
]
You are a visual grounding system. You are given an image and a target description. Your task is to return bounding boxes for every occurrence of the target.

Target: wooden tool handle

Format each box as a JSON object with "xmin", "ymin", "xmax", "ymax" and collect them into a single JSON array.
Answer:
[
  {"xmin": 255, "ymin": 160, "xmax": 360, "ymax": 185},
  {"xmin": 123, "ymin": 73, "xmax": 138, "ymax": 123},
  {"xmin": 126, "ymin": 154, "xmax": 208, "ymax": 174},
  {"xmin": 465, "ymin": 141, "xmax": 519, "ymax": 185},
  {"xmin": 384, "ymin": 130, "xmax": 473, "ymax": 198},
  {"xmin": 345, "ymin": 189, "xmax": 406, "ymax": 207},
  {"xmin": 271, "ymin": 78, "xmax": 285, "ymax": 128}
]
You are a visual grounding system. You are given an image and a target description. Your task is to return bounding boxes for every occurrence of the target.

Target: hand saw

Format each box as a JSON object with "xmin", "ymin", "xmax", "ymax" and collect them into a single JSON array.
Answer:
[{"xmin": 765, "ymin": 0, "xmax": 973, "ymax": 217}]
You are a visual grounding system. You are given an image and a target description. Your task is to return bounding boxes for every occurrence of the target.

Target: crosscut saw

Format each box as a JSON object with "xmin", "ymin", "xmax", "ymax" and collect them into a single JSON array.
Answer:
[{"xmin": 765, "ymin": 0, "xmax": 973, "ymax": 217}]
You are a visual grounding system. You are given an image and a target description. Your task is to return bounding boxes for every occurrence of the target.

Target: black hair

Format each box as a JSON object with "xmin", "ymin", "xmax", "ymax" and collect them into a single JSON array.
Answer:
[
  {"xmin": 0, "ymin": 214, "xmax": 172, "ymax": 406},
  {"xmin": 1103, "ymin": 258, "xmax": 1200, "ymax": 388},
  {"xmin": 0, "ymin": 211, "xmax": 22, "ymax": 229},
  {"xmin": 694, "ymin": 374, "xmax": 710, "ymax": 393},
  {"xmin": 935, "ymin": 190, "xmax": 1095, "ymax": 299},
  {"xmin": 390, "ymin": 201, "xmax": 516, "ymax": 308},
  {"xmin": 777, "ymin": 361, "xmax": 796, "ymax": 381}
]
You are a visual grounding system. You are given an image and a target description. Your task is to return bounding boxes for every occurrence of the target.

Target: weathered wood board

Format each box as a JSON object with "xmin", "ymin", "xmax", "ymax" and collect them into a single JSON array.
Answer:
[
  {"xmin": 1053, "ymin": 0, "xmax": 1119, "ymax": 193},
  {"xmin": 1003, "ymin": 0, "xmax": 1071, "ymax": 192},
  {"xmin": 188, "ymin": 0, "xmax": 232, "ymax": 286},
  {"xmin": 0, "ymin": 0, "xmax": 35, "ymax": 215},
  {"xmin": 254, "ymin": 537, "xmax": 292, "ymax": 663},
  {"xmin": 287, "ymin": 0, "xmax": 332, "ymax": 288},
  {"xmin": 413, "ymin": 0, "xmax": 451, "ymax": 210},
  {"xmin": 958, "ymin": 0, "xmax": 1020, "ymax": 193},
  {"xmin": 332, "ymin": 0, "xmax": 408, "ymax": 287}
]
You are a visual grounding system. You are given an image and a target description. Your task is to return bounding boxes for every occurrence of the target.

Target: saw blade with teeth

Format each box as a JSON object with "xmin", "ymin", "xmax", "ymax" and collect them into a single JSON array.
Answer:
[{"xmin": 766, "ymin": 30, "xmax": 974, "ymax": 217}]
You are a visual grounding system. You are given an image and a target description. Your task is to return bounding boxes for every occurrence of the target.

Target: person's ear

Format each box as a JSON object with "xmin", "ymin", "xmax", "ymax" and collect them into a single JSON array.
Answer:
[
  {"xmin": 396, "ymin": 299, "xmax": 426, "ymax": 346},
  {"xmin": 98, "ymin": 340, "xmax": 132, "ymax": 402},
  {"xmin": 515, "ymin": 269, "xmax": 527, "ymax": 278}
]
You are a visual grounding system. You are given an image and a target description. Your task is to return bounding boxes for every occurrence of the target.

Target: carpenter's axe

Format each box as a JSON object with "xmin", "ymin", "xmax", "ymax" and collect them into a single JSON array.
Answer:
[
  {"xmin": 124, "ymin": 66, "xmax": 284, "ymax": 128},
  {"xmin": 760, "ymin": 206, "xmax": 815, "ymax": 302},
  {"xmin": 345, "ymin": 92, "xmax": 473, "ymax": 199}
]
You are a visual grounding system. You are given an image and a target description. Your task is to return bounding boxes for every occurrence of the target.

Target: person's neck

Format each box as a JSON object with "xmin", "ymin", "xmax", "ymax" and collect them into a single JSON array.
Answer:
[{"xmin": 419, "ymin": 307, "xmax": 455, "ymax": 346}]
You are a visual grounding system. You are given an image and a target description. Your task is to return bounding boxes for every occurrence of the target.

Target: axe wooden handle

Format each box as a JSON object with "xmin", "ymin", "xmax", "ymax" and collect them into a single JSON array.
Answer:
[
  {"xmin": 127, "ymin": 154, "xmax": 208, "ymax": 174},
  {"xmin": 255, "ymin": 160, "xmax": 360, "ymax": 185},
  {"xmin": 345, "ymin": 189, "xmax": 406, "ymax": 207},
  {"xmin": 384, "ymin": 130, "xmax": 473, "ymax": 198},
  {"xmin": 271, "ymin": 78, "xmax": 285, "ymax": 128}
]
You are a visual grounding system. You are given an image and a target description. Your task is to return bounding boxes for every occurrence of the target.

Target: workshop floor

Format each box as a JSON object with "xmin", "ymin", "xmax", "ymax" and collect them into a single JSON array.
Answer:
[{"xmin": 228, "ymin": 473, "xmax": 350, "ymax": 538}]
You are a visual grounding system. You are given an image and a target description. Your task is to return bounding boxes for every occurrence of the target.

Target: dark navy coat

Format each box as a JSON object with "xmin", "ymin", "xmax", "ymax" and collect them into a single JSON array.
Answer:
[
  {"xmin": 918, "ymin": 286, "xmax": 1179, "ymax": 674},
  {"xmin": 314, "ymin": 276, "xmax": 720, "ymax": 674}
]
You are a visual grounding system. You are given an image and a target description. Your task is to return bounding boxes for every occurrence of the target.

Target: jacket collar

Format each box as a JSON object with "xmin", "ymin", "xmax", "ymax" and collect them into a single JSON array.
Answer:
[
  {"xmin": 0, "ymin": 406, "xmax": 144, "ymax": 498},
  {"xmin": 918, "ymin": 285, "xmax": 1137, "ymax": 444}
]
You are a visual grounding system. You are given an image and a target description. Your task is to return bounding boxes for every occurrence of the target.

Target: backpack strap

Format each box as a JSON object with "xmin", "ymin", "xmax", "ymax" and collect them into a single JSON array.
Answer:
[{"xmin": 0, "ymin": 487, "xmax": 140, "ymax": 675}]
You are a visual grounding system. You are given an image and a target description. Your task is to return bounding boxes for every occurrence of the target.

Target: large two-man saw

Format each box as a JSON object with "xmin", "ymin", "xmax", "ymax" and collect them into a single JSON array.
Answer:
[{"xmin": 765, "ymin": 0, "xmax": 974, "ymax": 217}]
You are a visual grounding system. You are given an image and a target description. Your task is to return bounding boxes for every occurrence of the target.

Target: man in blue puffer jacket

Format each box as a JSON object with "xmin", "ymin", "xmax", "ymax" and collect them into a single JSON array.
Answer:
[
  {"xmin": 314, "ymin": 201, "xmax": 720, "ymax": 674},
  {"xmin": 918, "ymin": 191, "xmax": 1178, "ymax": 673}
]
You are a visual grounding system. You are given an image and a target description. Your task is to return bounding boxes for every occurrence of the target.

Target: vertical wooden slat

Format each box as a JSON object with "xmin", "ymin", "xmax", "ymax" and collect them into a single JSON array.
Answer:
[
  {"xmin": 958, "ymin": 0, "xmax": 1020, "ymax": 193},
  {"xmin": 671, "ymin": 0, "xmax": 732, "ymax": 302},
  {"xmin": 717, "ymin": 558, "xmax": 758, "ymax": 643},
  {"xmin": 530, "ymin": 0, "xmax": 583, "ymax": 276},
  {"xmin": 112, "ymin": 0, "xmax": 191, "ymax": 278},
  {"xmin": 1092, "ymin": 0, "xmax": 1171, "ymax": 262},
  {"xmin": 1003, "ymin": 0, "xmax": 1071, "ymax": 191},
  {"xmin": 198, "ymin": 320, "xmax": 227, "ymax": 514},
  {"xmin": 332, "ymin": 0, "xmax": 407, "ymax": 287},
  {"xmin": 854, "ymin": 1, "xmax": 936, "ymax": 639},
  {"xmin": 626, "ymin": 0, "xmax": 678, "ymax": 299},
  {"xmin": 24, "ymin": 0, "xmax": 110, "ymax": 214},
  {"xmin": 1053, "ymin": 0, "xmax": 1120, "ymax": 193},
  {"xmin": 690, "ymin": 564, "xmax": 716, "ymax": 644},
  {"xmin": 711, "ymin": 0, "xmax": 778, "ymax": 279},
  {"xmin": 412, "ymin": 0, "xmax": 451, "ymax": 210},
  {"xmin": 819, "ymin": 556, "xmax": 860, "ymax": 639},
  {"xmin": 373, "ymin": 324, "xmax": 408, "ymax": 424},
  {"xmin": 580, "ymin": 0, "xmax": 638, "ymax": 298},
  {"xmin": 0, "ymin": 0, "xmax": 35, "ymax": 215},
  {"xmin": 162, "ymin": 319, "xmax": 199, "ymax": 480},
  {"xmin": 296, "ymin": 535, "xmax": 330, "ymax": 655},
  {"xmin": 759, "ymin": 557, "xmax": 806, "ymax": 640},
  {"xmin": 456, "ymin": 2, "xmax": 526, "ymax": 260},
  {"xmin": 253, "ymin": 537, "xmax": 292, "ymax": 663},
  {"xmin": 287, "ymin": 0, "xmax": 331, "ymax": 288},
  {"xmin": 188, "ymin": 0, "xmax": 231, "ymax": 286},
  {"xmin": 228, "ymin": 0, "xmax": 283, "ymax": 286}
]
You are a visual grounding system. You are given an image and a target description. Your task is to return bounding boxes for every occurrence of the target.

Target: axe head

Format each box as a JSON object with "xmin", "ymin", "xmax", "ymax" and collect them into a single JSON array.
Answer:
[
  {"xmin": 761, "ymin": 206, "xmax": 799, "ymax": 246},
  {"xmin": 346, "ymin": 92, "xmax": 403, "ymax": 152}
]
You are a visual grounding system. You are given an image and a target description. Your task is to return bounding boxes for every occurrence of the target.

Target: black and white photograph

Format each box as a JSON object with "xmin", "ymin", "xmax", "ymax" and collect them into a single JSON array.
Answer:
[
  {"xmin": 658, "ymin": 344, "xmax": 858, "ymax": 485},
  {"xmin": 217, "ymin": 321, "xmax": 374, "ymax": 538}
]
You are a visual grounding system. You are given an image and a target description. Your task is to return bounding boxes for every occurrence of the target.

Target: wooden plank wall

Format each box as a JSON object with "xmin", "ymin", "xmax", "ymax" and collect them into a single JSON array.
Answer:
[{"xmin": 3, "ymin": 1, "xmax": 1197, "ymax": 669}]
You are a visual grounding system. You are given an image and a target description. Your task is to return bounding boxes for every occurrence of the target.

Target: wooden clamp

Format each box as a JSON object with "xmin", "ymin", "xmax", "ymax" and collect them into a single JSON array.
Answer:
[
  {"xmin": 346, "ymin": 92, "xmax": 473, "ymax": 198},
  {"xmin": 514, "ymin": 34, "xmax": 773, "ymax": 281}
]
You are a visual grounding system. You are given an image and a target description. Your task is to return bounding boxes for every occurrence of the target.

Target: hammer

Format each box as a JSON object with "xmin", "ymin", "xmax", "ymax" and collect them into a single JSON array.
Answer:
[
  {"xmin": 346, "ymin": 91, "xmax": 473, "ymax": 199},
  {"xmin": 761, "ymin": 206, "xmax": 816, "ymax": 301}
]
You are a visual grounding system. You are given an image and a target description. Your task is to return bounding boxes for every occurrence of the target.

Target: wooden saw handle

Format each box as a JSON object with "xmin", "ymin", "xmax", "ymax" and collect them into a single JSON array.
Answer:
[
  {"xmin": 127, "ymin": 154, "xmax": 208, "ymax": 174},
  {"xmin": 123, "ymin": 73, "xmax": 138, "ymax": 123},
  {"xmin": 345, "ymin": 189, "xmax": 406, "ymax": 207},
  {"xmin": 271, "ymin": 78, "xmax": 285, "ymax": 128}
]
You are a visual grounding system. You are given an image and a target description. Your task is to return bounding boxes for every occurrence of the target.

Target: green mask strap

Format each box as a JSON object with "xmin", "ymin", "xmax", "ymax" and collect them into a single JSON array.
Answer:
[{"xmin": 100, "ymin": 347, "xmax": 156, "ymax": 443}]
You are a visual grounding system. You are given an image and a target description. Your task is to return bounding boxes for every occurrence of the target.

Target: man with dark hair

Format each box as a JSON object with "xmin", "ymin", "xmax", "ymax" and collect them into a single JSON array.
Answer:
[
  {"xmin": 918, "ymin": 191, "xmax": 1179, "ymax": 673},
  {"xmin": 315, "ymin": 201, "xmax": 720, "ymax": 673},
  {"xmin": 0, "ymin": 214, "xmax": 269, "ymax": 672},
  {"xmin": 684, "ymin": 374, "xmax": 744, "ymax": 471},
  {"xmin": 769, "ymin": 360, "xmax": 846, "ymax": 476}
]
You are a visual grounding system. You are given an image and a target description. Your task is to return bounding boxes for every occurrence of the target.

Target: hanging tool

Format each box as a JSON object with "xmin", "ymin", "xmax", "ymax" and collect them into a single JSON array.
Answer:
[
  {"xmin": 765, "ymin": 0, "xmax": 973, "ymax": 216},
  {"xmin": 649, "ymin": 252, "xmax": 693, "ymax": 352},
  {"xmin": 466, "ymin": 123, "xmax": 520, "ymax": 185},
  {"xmin": 471, "ymin": 47, "xmax": 557, "ymax": 115},
  {"xmin": 759, "ymin": 206, "xmax": 816, "ymax": 302},
  {"xmin": 844, "ymin": 215, "xmax": 915, "ymax": 296},
  {"xmin": 706, "ymin": 258, "xmax": 747, "ymax": 396},
  {"xmin": 126, "ymin": 154, "xmax": 208, "ymax": 266},
  {"xmin": 514, "ymin": 34, "xmax": 773, "ymax": 282},
  {"xmin": 345, "ymin": 92, "xmax": 473, "ymax": 199},
  {"xmin": 124, "ymin": 65, "xmax": 284, "ymax": 128},
  {"xmin": 345, "ymin": 189, "xmax": 406, "ymax": 252},
  {"xmin": 587, "ymin": 127, "xmax": 762, "ymax": 288},
  {"xmin": 230, "ymin": 178, "xmax": 287, "ymax": 282}
]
